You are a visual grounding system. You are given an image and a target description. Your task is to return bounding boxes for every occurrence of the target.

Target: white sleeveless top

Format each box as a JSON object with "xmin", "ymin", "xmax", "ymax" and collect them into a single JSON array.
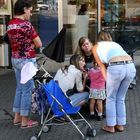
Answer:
[
  {"xmin": 96, "ymin": 41, "xmax": 128, "ymax": 63},
  {"xmin": 54, "ymin": 65, "xmax": 83, "ymax": 93}
]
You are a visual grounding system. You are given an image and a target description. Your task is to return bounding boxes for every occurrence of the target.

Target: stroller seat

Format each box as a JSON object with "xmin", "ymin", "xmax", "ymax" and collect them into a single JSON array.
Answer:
[{"xmin": 43, "ymin": 79, "xmax": 81, "ymax": 116}]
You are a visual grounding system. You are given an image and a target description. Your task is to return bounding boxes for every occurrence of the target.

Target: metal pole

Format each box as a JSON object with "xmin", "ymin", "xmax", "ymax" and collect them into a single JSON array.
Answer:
[
  {"xmin": 11, "ymin": 0, "xmax": 14, "ymax": 18},
  {"xmin": 58, "ymin": 0, "xmax": 63, "ymax": 32},
  {"xmin": 58, "ymin": 0, "xmax": 64, "ymax": 66},
  {"xmin": 97, "ymin": 0, "xmax": 101, "ymax": 33}
]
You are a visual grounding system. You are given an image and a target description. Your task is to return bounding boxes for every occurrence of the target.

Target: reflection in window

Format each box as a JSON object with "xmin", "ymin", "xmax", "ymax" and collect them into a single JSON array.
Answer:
[{"xmin": 104, "ymin": 0, "xmax": 119, "ymax": 26}]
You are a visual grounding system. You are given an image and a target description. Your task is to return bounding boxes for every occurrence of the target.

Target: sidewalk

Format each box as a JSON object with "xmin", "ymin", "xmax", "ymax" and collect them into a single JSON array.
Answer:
[{"xmin": 0, "ymin": 55, "xmax": 140, "ymax": 140}]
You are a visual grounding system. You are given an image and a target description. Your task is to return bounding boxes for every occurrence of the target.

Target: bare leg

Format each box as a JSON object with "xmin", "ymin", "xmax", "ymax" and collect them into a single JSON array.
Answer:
[
  {"xmin": 13, "ymin": 112, "xmax": 21, "ymax": 124},
  {"xmin": 90, "ymin": 98, "xmax": 96, "ymax": 114},
  {"xmin": 97, "ymin": 99, "xmax": 103, "ymax": 114},
  {"xmin": 21, "ymin": 116, "xmax": 29, "ymax": 126}
]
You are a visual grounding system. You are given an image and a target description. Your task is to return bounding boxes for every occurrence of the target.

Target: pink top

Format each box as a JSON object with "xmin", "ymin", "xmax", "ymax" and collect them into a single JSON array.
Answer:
[{"xmin": 88, "ymin": 67, "xmax": 105, "ymax": 89}]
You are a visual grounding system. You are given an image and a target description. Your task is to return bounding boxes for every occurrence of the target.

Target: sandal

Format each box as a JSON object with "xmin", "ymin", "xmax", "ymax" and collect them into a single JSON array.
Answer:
[
  {"xmin": 21, "ymin": 120, "xmax": 38, "ymax": 129},
  {"xmin": 102, "ymin": 126, "xmax": 115, "ymax": 133},
  {"xmin": 13, "ymin": 121, "xmax": 21, "ymax": 126},
  {"xmin": 115, "ymin": 125, "xmax": 124, "ymax": 132}
]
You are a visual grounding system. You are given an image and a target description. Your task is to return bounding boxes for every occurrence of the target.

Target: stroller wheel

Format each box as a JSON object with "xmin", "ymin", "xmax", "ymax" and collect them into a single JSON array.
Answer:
[
  {"xmin": 30, "ymin": 135, "xmax": 40, "ymax": 140},
  {"xmin": 42, "ymin": 125, "xmax": 51, "ymax": 133},
  {"xmin": 82, "ymin": 137, "xmax": 90, "ymax": 140},
  {"xmin": 86, "ymin": 127, "xmax": 96, "ymax": 137},
  {"xmin": 128, "ymin": 84, "xmax": 134, "ymax": 90}
]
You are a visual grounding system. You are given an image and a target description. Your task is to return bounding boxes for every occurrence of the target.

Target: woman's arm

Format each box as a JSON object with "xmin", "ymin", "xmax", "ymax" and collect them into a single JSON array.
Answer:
[
  {"xmin": 76, "ymin": 71, "xmax": 88, "ymax": 92},
  {"xmin": 33, "ymin": 36, "xmax": 42, "ymax": 48},
  {"xmin": 82, "ymin": 71, "xmax": 88, "ymax": 90},
  {"xmin": 54, "ymin": 69, "xmax": 62, "ymax": 82},
  {"xmin": 92, "ymin": 44, "xmax": 107, "ymax": 80}
]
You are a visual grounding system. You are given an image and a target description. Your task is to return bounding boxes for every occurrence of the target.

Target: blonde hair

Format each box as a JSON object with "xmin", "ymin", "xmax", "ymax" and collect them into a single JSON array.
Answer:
[{"xmin": 97, "ymin": 31, "xmax": 112, "ymax": 42}]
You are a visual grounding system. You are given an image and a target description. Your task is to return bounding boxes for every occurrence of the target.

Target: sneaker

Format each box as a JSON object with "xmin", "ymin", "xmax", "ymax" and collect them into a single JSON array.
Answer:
[
  {"xmin": 90, "ymin": 114, "xmax": 97, "ymax": 120},
  {"xmin": 96, "ymin": 115, "xmax": 103, "ymax": 121},
  {"xmin": 102, "ymin": 113, "xmax": 106, "ymax": 118},
  {"xmin": 128, "ymin": 84, "xmax": 134, "ymax": 90}
]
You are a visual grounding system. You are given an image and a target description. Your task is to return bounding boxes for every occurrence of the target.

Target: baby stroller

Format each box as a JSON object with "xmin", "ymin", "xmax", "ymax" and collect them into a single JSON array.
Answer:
[
  {"xmin": 31, "ymin": 56, "xmax": 53, "ymax": 124},
  {"xmin": 31, "ymin": 28, "xmax": 96, "ymax": 139},
  {"xmin": 30, "ymin": 77, "xmax": 96, "ymax": 140}
]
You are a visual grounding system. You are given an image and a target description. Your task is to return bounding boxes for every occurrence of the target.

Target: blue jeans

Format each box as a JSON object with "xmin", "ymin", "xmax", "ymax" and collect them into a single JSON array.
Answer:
[
  {"xmin": 69, "ymin": 92, "xmax": 89, "ymax": 107},
  {"xmin": 106, "ymin": 63, "xmax": 136, "ymax": 126},
  {"xmin": 12, "ymin": 58, "xmax": 36, "ymax": 116}
]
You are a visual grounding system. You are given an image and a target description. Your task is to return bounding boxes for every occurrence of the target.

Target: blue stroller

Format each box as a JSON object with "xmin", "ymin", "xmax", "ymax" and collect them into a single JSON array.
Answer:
[{"xmin": 30, "ymin": 79, "xmax": 96, "ymax": 140}]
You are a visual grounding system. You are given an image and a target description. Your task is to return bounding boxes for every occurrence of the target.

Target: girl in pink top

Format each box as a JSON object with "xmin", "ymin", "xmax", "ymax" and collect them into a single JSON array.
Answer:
[{"xmin": 88, "ymin": 62, "xmax": 106, "ymax": 120}]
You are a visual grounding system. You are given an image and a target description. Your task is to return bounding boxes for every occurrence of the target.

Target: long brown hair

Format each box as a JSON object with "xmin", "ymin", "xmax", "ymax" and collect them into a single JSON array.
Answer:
[
  {"xmin": 61, "ymin": 54, "xmax": 84, "ymax": 73},
  {"xmin": 75, "ymin": 37, "xmax": 92, "ymax": 56}
]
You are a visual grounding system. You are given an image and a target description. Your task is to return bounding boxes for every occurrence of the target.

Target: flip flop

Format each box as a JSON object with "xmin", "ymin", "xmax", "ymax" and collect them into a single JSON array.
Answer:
[
  {"xmin": 115, "ymin": 126, "xmax": 124, "ymax": 132},
  {"xmin": 102, "ymin": 126, "xmax": 115, "ymax": 133},
  {"xmin": 21, "ymin": 120, "xmax": 38, "ymax": 129},
  {"xmin": 13, "ymin": 121, "xmax": 21, "ymax": 126}
]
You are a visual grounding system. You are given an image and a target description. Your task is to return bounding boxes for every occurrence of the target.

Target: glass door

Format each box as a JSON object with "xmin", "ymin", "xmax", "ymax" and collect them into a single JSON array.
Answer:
[
  {"xmin": 62, "ymin": 0, "xmax": 99, "ymax": 54},
  {"xmin": 61, "ymin": 0, "xmax": 140, "ymax": 54}
]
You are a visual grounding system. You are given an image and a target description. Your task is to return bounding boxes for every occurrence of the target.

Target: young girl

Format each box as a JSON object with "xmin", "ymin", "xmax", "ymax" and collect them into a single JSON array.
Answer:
[{"xmin": 88, "ymin": 61, "xmax": 106, "ymax": 121}]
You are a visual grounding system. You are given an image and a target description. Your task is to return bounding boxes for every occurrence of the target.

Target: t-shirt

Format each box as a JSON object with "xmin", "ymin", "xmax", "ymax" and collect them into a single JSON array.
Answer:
[
  {"xmin": 54, "ymin": 65, "xmax": 83, "ymax": 93},
  {"xmin": 7, "ymin": 18, "xmax": 38, "ymax": 58},
  {"xmin": 88, "ymin": 67, "xmax": 105, "ymax": 89},
  {"xmin": 84, "ymin": 54, "xmax": 94, "ymax": 69}
]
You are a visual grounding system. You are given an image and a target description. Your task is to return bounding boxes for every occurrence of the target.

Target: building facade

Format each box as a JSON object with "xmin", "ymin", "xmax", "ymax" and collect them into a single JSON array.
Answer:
[{"xmin": 0, "ymin": 0, "xmax": 140, "ymax": 67}]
